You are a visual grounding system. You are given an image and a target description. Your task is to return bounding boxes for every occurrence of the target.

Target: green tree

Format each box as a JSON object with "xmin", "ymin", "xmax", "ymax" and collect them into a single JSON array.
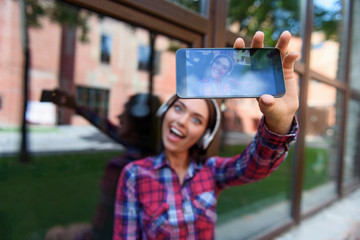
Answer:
[
  {"xmin": 26, "ymin": 0, "xmax": 91, "ymax": 42},
  {"xmin": 313, "ymin": 0, "xmax": 343, "ymax": 41},
  {"xmin": 228, "ymin": 0, "xmax": 341, "ymax": 46}
]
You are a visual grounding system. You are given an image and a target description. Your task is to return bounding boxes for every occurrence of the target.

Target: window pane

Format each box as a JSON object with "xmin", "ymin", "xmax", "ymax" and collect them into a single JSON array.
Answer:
[
  {"xmin": 0, "ymin": 1, "xmax": 187, "ymax": 239},
  {"xmin": 166, "ymin": 0, "xmax": 208, "ymax": 16},
  {"xmin": 301, "ymin": 80, "xmax": 343, "ymax": 213},
  {"xmin": 227, "ymin": 0, "xmax": 302, "ymax": 47},
  {"xmin": 216, "ymin": 73, "xmax": 300, "ymax": 239},
  {"xmin": 343, "ymin": 99, "xmax": 360, "ymax": 186},
  {"xmin": 310, "ymin": 0, "xmax": 344, "ymax": 80},
  {"xmin": 350, "ymin": 0, "xmax": 360, "ymax": 91},
  {"xmin": 100, "ymin": 34, "xmax": 112, "ymax": 64}
]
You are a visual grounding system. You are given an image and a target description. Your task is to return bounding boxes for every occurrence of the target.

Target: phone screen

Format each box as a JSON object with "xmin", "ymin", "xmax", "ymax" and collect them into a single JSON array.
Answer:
[{"xmin": 176, "ymin": 48, "xmax": 285, "ymax": 98}]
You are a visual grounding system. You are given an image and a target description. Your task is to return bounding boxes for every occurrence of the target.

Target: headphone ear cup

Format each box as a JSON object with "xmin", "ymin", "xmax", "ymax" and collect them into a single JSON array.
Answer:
[
  {"xmin": 199, "ymin": 129, "xmax": 211, "ymax": 150},
  {"xmin": 156, "ymin": 104, "xmax": 168, "ymax": 117},
  {"xmin": 156, "ymin": 94, "xmax": 178, "ymax": 117}
]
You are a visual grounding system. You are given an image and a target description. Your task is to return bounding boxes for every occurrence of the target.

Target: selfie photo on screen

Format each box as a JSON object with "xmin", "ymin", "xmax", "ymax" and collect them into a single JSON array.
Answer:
[{"xmin": 176, "ymin": 48, "xmax": 285, "ymax": 98}]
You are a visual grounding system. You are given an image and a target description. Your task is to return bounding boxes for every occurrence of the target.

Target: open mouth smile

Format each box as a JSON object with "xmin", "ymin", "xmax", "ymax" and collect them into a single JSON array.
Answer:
[{"xmin": 170, "ymin": 126, "xmax": 185, "ymax": 138}]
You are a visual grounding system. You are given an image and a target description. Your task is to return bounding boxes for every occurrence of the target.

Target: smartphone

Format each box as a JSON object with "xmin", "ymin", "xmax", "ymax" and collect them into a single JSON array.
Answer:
[
  {"xmin": 40, "ymin": 90, "xmax": 56, "ymax": 102},
  {"xmin": 176, "ymin": 48, "xmax": 285, "ymax": 98}
]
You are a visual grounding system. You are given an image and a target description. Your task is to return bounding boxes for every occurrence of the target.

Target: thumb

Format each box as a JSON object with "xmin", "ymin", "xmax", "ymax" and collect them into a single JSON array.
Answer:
[{"xmin": 259, "ymin": 94, "xmax": 275, "ymax": 115}]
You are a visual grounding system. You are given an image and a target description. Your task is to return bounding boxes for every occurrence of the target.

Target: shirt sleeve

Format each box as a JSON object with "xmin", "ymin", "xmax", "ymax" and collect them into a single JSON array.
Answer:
[
  {"xmin": 213, "ymin": 116, "xmax": 299, "ymax": 192},
  {"xmin": 76, "ymin": 106, "xmax": 129, "ymax": 146},
  {"xmin": 113, "ymin": 163, "xmax": 141, "ymax": 240}
]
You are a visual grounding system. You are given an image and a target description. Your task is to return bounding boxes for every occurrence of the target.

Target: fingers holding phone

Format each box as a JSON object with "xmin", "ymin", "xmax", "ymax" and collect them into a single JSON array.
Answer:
[{"xmin": 257, "ymin": 31, "xmax": 299, "ymax": 134}]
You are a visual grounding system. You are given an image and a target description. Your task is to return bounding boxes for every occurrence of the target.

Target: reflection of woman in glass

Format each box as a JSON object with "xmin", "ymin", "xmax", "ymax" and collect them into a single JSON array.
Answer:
[{"xmin": 199, "ymin": 54, "xmax": 234, "ymax": 96}]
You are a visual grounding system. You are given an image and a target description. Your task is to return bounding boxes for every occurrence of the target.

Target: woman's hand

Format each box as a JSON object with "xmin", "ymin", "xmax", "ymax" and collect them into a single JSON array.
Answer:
[{"xmin": 233, "ymin": 31, "xmax": 299, "ymax": 135}]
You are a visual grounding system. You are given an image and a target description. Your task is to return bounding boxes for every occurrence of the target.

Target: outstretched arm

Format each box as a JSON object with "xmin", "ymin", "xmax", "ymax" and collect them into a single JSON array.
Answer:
[
  {"xmin": 50, "ymin": 88, "xmax": 127, "ymax": 145},
  {"xmin": 213, "ymin": 31, "xmax": 299, "ymax": 192}
]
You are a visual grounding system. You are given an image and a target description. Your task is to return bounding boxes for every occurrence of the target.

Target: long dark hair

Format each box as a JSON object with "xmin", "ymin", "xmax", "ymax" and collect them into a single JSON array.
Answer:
[
  {"xmin": 124, "ymin": 93, "xmax": 161, "ymax": 155},
  {"xmin": 189, "ymin": 98, "xmax": 218, "ymax": 163}
]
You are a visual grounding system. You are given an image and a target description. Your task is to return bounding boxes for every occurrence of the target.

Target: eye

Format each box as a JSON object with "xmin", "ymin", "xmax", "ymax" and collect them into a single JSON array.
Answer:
[
  {"xmin": 191, "ymin": 116, "xmax": 202, "ymax": 125},
  {"xmin": 174, "ymin": 104, "xmax": 183, "ymax": 112}
]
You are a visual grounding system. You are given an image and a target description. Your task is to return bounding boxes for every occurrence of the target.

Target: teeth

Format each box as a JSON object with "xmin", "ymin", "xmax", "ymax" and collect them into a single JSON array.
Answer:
[{"xmin": 170, "ymin": 127, "xmax": 184, "ymax": 137}]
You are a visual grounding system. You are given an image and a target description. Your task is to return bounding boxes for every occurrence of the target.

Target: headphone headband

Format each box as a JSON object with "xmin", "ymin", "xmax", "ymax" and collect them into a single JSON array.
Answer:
[{"xmin": 156, "ymin": 94, "xmax": 220, "ymax": 150}]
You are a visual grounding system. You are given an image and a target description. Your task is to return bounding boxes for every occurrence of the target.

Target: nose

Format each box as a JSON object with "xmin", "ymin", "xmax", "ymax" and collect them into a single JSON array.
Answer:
[{"xmin": 176, "ymin": 112, "xmax": 189, "ymax": 127}]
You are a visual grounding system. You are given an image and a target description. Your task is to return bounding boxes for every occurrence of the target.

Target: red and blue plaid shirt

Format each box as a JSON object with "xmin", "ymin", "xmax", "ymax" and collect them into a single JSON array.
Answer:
[{"xmin": 114, "ymin": 117, "xmax": 298, "ymax": 240}]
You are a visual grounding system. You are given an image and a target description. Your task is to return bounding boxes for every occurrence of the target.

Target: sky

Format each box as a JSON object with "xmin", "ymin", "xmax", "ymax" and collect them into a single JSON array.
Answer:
[{"xmin": 315, "ymin": 0, "xmax": 341, "ymax": 11}]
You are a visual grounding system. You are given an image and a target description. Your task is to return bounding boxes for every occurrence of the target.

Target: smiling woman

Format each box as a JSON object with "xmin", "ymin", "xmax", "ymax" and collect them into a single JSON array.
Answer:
[{"xmin": 113, "ymin": 31, "xmax": 300, "ymax": 240}]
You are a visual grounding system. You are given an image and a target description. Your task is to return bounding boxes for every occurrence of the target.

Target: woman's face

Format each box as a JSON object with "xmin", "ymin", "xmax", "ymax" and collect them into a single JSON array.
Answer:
[
  {"xmin": 211, "ymin": 57, "xmax": 230, "ymax": 79},
  {"xmin": 162, "ymin": 98, "xmax": 209, "ymax": 155}
]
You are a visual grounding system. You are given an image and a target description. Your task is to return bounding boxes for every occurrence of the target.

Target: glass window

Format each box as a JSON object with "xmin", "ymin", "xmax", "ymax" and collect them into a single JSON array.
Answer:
[
  {"xmin": 227, "ymin": 0, "xmax": 302, "ymax": 47},
  {"xmin": 0, "ymin": 1, "xmax": 187, "ymax": 238},
  {"xmin": 137, "ymin": 44, "xmax": 161, "ymax": 74},
  {"xmin": 310, "ymin": 0, "xmax": 344, "ymax": 80},
  {"xmin": 215, "ymin": 81, "xmax": 298, "ymax": 238},
  {"xmin": 301, "ymin": 80, "xmax": 343, "ymax": 213},
  {"xmin": 349, "ymin": 0, "xmax": 360, "ymax": 91},
  {"xmin": 76, "ymin": 86, "xmax": 110, "ymax": 116},
  {"xmin": 166, "ymin": 0, "xmax": 208, "ymax": 16},
  {"xmin": 100, "ymin": 34, "xmax": 112, "ymax": 64},
  {"xmin": 343, "ymin": 0, "xmax": 360, "ymax": 187},
  {"xmin": 343, "ymin": 99, "xmax": 360, "ymax": 187}
]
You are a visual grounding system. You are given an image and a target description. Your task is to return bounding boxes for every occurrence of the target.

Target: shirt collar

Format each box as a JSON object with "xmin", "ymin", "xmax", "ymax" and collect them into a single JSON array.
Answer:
[
  {"xmin": 152, "ymin": 153, "xmax": 203, "ymax": 177},
  {"xmin": 152, "ymin": 153, "xmax": 168, "ymax": 169}
]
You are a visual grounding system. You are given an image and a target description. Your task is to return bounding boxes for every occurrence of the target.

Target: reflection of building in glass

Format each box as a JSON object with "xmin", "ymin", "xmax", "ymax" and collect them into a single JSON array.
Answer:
[
  {"xmin": 76, "ymin": 86, "xmax": 110, "ymax": 117},
  {"xmin": 307, "ymin": 80, "xmax": 337, "ymax": 137},
  {"xmin": 0, "ymin": 10, "xmax": 340, "ymax": 137},
  {"xmin": 100, "ymin": 34, "xmax": 112, "ymax": 64},
  {"xmin": 137, "ymin": 44, "xmax": 161, "ymax": 74},
  {"xmin": 310, "ymin": 32, "xmax": 339, "ymax": 79},
  {"xmin": 0, "ymin": 13, "xmax": 179, "ymax": 127}
]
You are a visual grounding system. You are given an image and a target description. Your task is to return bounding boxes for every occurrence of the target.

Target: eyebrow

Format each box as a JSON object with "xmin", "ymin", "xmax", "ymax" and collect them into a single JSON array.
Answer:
[{"xmin": 177, "ymin": 100, "xmax": 206, "ymax": 120}]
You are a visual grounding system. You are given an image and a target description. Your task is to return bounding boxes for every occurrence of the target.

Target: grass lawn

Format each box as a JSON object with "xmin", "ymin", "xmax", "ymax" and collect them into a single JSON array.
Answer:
[
  {"xmin": 216, "ymin": 144, "xmax": 329, "ymax": 223},
  {"xmin": 0, "ymin": 151, "xmax": 120, "ymax": 240},
  {"xmin": 0, "ymin": 145, "xmax": 329, "ymax": 239}
]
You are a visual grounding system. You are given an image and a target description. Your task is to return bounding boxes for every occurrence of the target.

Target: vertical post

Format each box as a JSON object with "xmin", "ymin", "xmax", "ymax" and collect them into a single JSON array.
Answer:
[
  {"xmin": 148, "ymin": 31, "xmax": 157, "ymax": 95},
  {"xmin": 211, "ymin": 0, "xmax": 228, "ymax": 47},
  {"xmin": 337, "ymin": 0, "xmax": 353, "ymax": 198},
  {"xmin": 291, "ymin": 0, "xmax": 313, "ymax": 224},
  {"xmin": 18, "ymin": 0, "xmax": 30, "ymax": 163},
  {"xmin": 58, "ymin": 25, "xmax": 77, "ymax": 124}
]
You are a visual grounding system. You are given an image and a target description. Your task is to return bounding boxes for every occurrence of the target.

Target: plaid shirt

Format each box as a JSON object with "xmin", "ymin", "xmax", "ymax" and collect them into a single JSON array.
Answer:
[{"xmin": 114, "ymin": 117, "xmax": 298, "ymax": 240}]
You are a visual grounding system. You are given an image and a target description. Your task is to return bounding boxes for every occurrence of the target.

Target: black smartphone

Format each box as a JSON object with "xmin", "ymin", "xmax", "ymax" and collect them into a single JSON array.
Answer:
[
  {"xmin": 40, "ymin": 90, "xmax": 56, "ymax": 102},
  {"xmin": 176, "ymin": 48, "xmax": 285, "ymax": 98}
]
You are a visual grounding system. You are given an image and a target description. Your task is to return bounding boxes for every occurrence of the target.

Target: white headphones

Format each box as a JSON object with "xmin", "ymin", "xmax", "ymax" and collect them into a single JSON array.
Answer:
[{"xmin": 156, "ymin": 94, "xmax": 221, "ymax": 150}]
